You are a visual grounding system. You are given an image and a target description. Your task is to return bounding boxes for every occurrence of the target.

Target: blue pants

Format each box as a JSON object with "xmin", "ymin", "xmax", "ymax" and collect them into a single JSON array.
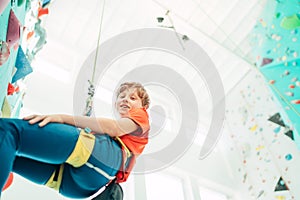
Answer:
[{"xmin": 0, "ymin": 118, "xmax": 122, "ymax": 199}]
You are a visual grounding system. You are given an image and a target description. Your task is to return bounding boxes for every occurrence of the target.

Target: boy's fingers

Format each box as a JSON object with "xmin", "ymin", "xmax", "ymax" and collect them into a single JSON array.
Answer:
[
  {"xmin": 23, "ymin": 114, "xmax": 36, "ymax": 120},
  {"xmin": 24, "ymin": 115, "xmax": 57, "ymax": 126},
  {"xmin": 39, "ymin": 117, "xmax": 50, "ymax": 127},
  {"xmin": 29, "ymin": 115, "xmax": 44, "ymax": 124}
]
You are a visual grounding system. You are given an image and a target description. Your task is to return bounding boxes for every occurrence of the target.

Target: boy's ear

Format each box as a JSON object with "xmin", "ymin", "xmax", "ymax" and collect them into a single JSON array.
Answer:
[{"xmin": 144, "ymin": 105, "xmax": 149, "ymax": 109}]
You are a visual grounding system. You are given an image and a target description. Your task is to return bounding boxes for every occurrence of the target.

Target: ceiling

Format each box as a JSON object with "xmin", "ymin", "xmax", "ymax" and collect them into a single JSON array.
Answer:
[
  {"xmin": 18, "ymin": 0, "xmax": 270, "ymax": 196},
  {"xmin": 23, "ymin": 0, "xmax": 267, "ymax": 117},
  {"xmin": 2, "ymin": 0, "xmax": 298, "ymax": 199},
  {"xmin": 17, "ymin": 1, "xmax": 268, "ymax": 170},
  {"xmin": 20, "ymin": 0, "xmax": 268, "ymax": 175}
]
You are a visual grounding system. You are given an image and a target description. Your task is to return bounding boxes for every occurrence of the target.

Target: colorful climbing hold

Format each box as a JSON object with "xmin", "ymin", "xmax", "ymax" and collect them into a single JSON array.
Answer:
[
  {"xmin": 280, "ymin": 14, "xmax": 300, "ymax": 30},
  {"xmin": 259, "ymin": 18, "xmax": 267, "ymax": 27},
  {"xmin": 2, "ymin": 173, "xmax": 13, "ymax": 191},
  {"xmin": 0, "ymin": 41, "xmax": 10, "ymax": 66},
  {"xmin": 293, "ymin": 52, "xmax": 298, "ymax": 58},
  {"xmin": 291, "ymin": 77, "xmax": 297, "ymax": 82},
  {"xmin": 282, "ymin": 56, "xmax": 287, "ymax": 61},
  {"xmin": 274, "ymin": 126, "xmax": 281, "ymax": 133},
  {"xmin": 271, "ymin": 34, "xmax": 282, "ymax": 41},
  {"xmin": 275, "ymin": 196, "xmax": 286, "ymax": 200},
  {"xmin": 250, "ymin": 125, "xmax": 258, "ymax": 131},
  {"xmin": 284, "ymin": 130, "xmax": 294, "ymax": 140},
  {"xmin": 285, "ymin": 92, "xmax": 294, "ymax": 97},
  {"xmin": 257, "ymin": 190, "xmax": 264, "ymax": 198},
  {"xmin": 261, "ymin": 58, "xmax": 273, "ymax": 66},
  {"xmin": 291, "ymin": 99, "xmax": 300, "ymax": 104},
  {"xmin": 268, "ymin": 113, "xmax": 286, "ymax": 127},
  {"xmin": 285, "ymin": 154, "xmax": 292, "ymax": 161},
  {"xmin": 275, "ymin": 177, "xmax": 289, "ymax": 191},
  {"xmin": 269, "ymin": 80, "xmax": 276, "ymax": 84},
  {"xmin": 291, "ymin": 29, "xmax": 298, "ymax": 34},
  {"xmin": 255, "ymin": 145, "xmax": 265, "ymax": 151},
  {"xmin": 289, "ymin": 84, "xmax": 295, "ymax": 89},
  {"xmin": 0, "ymin": 0, "xmax": 9, "ymax": 15}
]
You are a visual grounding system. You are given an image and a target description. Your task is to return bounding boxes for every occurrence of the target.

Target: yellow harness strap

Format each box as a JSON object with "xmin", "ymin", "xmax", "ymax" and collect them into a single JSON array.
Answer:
[
  {"xmin": 46, "ymin": 129, "xmax": 96, "ymax": 191},
  {"xmin": 45, "ymin": 164, "xmax": 64, "ymax": 191},
  {"xmin": 66, "ymin": 129, "xmax": 96, "ymax": 167},
  {"xmin": 115, "ymin": 136, "xmax": 131, "ymax": 158}
]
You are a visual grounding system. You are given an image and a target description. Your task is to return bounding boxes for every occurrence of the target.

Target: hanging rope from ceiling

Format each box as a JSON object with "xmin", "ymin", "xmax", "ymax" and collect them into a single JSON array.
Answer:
[{"xmin": 84, "ymin": 0, "xmax": 106, "ymax": 117}]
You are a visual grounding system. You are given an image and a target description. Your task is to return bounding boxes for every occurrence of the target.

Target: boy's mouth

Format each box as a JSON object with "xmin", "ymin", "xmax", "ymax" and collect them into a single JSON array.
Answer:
[{"xmin": 120, "ymin": 104, "xmax": 130, "ymax": 109}]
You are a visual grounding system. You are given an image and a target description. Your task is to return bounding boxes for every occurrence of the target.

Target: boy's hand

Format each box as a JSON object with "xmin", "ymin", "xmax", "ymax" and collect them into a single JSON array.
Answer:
[{"xmin": 23, "ymin": 114, "xmax": 64, "ymax": 127}]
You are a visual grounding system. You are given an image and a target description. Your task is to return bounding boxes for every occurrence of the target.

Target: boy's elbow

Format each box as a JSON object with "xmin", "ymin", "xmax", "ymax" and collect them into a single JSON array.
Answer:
[
  {"xmin": 99, "ymin": 118, "xmax": 133, "ymax": 137},
  {"xmin": 112, "ymin": 125, "xmax": 128, "ymax": 137},
  {"xmin": 106, "ymin": 123, "xmax": 125, "ymax": 137},
  {"xmin": 106, "ymin": 130, "xmax": 126, "ymax": 137}
]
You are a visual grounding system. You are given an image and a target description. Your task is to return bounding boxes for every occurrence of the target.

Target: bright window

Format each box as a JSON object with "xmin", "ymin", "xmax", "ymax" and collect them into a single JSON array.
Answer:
[
  {"xmin": 122, "ymin": 174, "xmax": 135, "ymax": 200},
  {"xmin": 145, "ymin": 172, "xmax": 185, "ymax": 200},
  {"xmin": 199, "ymin": 186, "xmax": 228, "ymax": 200}
]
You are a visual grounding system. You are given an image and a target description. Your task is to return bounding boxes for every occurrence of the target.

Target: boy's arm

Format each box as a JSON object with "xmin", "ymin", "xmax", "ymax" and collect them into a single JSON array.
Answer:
[
  {"xmin": 63, "ymin": 115, "xmax": 138, "ymax": 137},
  {"xmin": 24, "ymin": 114, "xmax": 138, "ymax": 137}
]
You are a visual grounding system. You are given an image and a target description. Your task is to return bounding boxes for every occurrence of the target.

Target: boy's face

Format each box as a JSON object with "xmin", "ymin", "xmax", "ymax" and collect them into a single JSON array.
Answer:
[{"xmin": 116, "ymin": 88, "xmax": 143, "ymax": 117}]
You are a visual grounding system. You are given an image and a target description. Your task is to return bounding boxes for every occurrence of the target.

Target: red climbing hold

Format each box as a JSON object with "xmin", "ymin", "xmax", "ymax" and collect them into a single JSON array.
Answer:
[
  {"xmin": 2, "ymin": 173, "xmax": 13, "ymax": 191},
  {"xmin": 269, "ymin": 80, "xmax": 276, "ymax": 84},
  {"xmin": 289, "ymin": 84, "xmax": 295, "ymax": 89},
  {"xmin": 291, "ymin": 99, "xmax": 300, "ymax": 104}
]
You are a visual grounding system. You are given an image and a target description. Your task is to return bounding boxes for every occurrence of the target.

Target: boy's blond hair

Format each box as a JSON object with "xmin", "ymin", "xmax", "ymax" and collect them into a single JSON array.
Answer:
[{"xmin": 116, "ymin": 82, "xmax": 150, "ymax": 108}]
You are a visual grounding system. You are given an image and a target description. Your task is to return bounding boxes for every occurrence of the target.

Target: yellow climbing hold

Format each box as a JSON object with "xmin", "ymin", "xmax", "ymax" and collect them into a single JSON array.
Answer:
[
  {"xmin": 255, "ymin": 145, "xmax": 265, "ymax": 151},
  {"xmin": 250, "ymin": 125, "xmax": 258, "ymax": 131},
  {"xmin": 275, "ymin": 195, "xmax": 285, "ymax": 200}
]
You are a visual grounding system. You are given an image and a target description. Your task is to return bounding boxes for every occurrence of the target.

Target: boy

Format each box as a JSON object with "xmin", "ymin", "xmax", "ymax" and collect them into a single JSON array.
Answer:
[{"xmin": 0, "ymin": 82, "xmax": 150, "ymax": 199}]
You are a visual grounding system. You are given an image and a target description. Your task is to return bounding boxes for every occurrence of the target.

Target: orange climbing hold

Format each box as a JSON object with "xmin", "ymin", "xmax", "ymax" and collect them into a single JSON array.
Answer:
[
  {"xmin": 269, "ymin": 80, "xmax": 275, "ymax": 84},
  {"xmin": 289, "ymin": 84, "xmax": 295, "ymax": 89},
  {"xmin": 2, "ymin": 173, "xmax": 13, "ymax": 191},
  {"xmin": 291, "ymin": 99, "xmax": 300, "ymax": 104}
]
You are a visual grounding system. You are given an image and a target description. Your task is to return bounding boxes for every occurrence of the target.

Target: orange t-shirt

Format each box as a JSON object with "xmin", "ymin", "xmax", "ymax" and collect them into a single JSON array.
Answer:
[{"xmin": 119, "ymin": 107, "xmax": 150, "ymax": 156}]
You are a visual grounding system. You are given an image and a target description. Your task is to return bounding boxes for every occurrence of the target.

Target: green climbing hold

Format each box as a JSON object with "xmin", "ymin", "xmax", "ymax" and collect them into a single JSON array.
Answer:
[
  {"xmin": 280, "ymin": 14, "xmax": 300, "ymax": 30},
  {"xmin": 18, "ymin": 0, "xmax": 25, "ymax": 6}
]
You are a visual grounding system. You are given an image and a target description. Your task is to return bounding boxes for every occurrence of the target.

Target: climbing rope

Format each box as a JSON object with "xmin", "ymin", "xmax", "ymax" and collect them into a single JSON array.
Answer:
[{"xmin": 83, "ymin": 0, "xmax": 106, "ymax": 116}]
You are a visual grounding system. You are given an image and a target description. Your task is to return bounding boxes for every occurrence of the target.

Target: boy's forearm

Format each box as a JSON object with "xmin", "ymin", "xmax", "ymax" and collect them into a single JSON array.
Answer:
[
  {"xmin": 60, "ymin": 114, "xmax": 76, "ymax": 126},
  {"xmin": 61, "ymin": 114, "xmax": 97, "ymax": 130},
  {"xmin": 60, "ymin": 114, "xmax": 119, "ymax": 136}
]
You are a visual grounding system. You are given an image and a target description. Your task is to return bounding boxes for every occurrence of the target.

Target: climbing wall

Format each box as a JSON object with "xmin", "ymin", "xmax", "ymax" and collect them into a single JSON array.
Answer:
[
  {"xmin": 0, "ymin": 0, "xmax": 48, "ymax": 118},
  {"xmin": 226, "ymin": 68, "xmax": 300, "ymax": 200},
  {"xmin": 0, "ymin": 0, "xmax": 48, "ymax": 195},
  {"xmin": 252, "ymin": 0, "xmax": 300, "ymax": 149}
]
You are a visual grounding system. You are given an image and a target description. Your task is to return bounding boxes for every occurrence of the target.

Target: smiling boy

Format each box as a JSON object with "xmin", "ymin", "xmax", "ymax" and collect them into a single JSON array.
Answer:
[{"xmin": 0, "ymin": 82, "xmax": 150, "ymax": 199}]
